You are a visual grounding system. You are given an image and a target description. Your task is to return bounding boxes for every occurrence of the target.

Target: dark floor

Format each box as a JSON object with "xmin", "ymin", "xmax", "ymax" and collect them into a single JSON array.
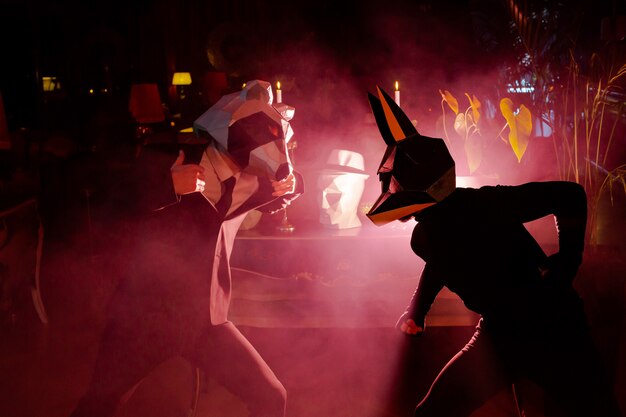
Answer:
[{"xmin": 1, "ymin": 222, "xmax": 625, "ymax": 417}]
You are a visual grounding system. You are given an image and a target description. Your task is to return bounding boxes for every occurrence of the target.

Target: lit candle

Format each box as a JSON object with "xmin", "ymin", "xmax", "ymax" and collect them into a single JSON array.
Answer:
[
  {"xmin": 276, "ymin": 81, "xmax": 282, "ymax": 103},
  {"xmin": 394, "ymin": 81, "xmax": 400, "ymax": 106}
]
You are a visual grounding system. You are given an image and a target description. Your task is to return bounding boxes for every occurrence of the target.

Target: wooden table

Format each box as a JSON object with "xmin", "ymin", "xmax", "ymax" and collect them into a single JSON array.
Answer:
[{"xmin": 230, "ymin": 223, "xmax": 478, "ymax": 328}]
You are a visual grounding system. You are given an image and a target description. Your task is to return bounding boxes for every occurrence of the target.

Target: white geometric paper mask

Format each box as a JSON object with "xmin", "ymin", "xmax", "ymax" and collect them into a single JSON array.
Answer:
[
  {"xmin": 317, "ymin": 150, "xmax": 369, "ymax": 229},
  {"xmin": 193, "ymin": 80, "xmax": 295, "ymax": 180}
]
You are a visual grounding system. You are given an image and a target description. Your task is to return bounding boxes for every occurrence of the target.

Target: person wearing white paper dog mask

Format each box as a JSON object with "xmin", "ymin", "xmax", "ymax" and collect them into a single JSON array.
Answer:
[{"xmin": 71, "ymin": 80, "xmax": 303, "ymax": 417}]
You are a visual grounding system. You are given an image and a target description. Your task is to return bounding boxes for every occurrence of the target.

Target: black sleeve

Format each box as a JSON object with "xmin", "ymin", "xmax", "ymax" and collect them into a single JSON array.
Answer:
[
  {"xmin": 481, "ymin": 181, "xmax": 587, "ymax": 258},
  {"xmin": 107, "ymin": 144, "xmax": 180, "ymax": 219},
  {"xmin": 481, "ymin": 181, "xmax": 588, "ymax": 284},
  {"xmin": 130, "ymin": 145, "xmax": 180, "ymax": 215},
  {"xmin": 405, "ymin": 263, "xmax": 444, "ymax": 329}
]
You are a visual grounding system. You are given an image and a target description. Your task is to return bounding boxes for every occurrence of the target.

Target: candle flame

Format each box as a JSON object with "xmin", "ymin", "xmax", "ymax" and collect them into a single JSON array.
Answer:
[
  {"xmin": 276, "ymin": 81, "xmax": 281, "ymax": 90},
  {"xmin": 395, "ymin": 81, "xmax": 399, "ymax": 91},
  {"xmin": 242, "ymin": 82, "xmax": 246, "ymax": 89}
]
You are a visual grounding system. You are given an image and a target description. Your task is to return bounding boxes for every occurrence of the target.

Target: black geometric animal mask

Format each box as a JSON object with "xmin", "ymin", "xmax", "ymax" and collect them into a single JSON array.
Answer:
[{"xmin": 366, "ymin": 86, "xmax": 455, "ymax": 226}]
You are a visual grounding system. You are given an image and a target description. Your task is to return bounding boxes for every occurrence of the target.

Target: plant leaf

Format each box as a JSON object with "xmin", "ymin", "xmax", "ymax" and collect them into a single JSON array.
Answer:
[
  {"xmin": 454, "ymin": 113, "xmax": 466, "ymax": 136},
  {"xmin": 500, "ymin": 98, "xmax": 515, "ymax": 123},
  {"xmin": 464, "ymin": 132, "xmax": 483, "ymax": 174},
  {"xmin": 500, "ymin": 98, "xmax": 532, "ymax": 162},
  {"xmin": 517, "ymin": 105, "xmax": 533, "ymax": 136},
  {"xmin": 472, "ymin": 94, "xmax": 481, "ymax": 125},
  {"xmin": 440, "ymin": 89, "xmax": 459, "ymax": 114},
  {"xmin": 465, "ymin": 93, "xmax": 481, "ymax": 125}
]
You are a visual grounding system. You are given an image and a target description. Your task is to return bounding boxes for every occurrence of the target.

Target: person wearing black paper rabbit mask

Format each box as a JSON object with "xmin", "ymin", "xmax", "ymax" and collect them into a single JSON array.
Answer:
[
  {"xmin": 366, "ymin": 86, "xmax": 622, "ymax": 417},
  {"xmin": 70, "ymin": 80, "xmax": 303, "ymax": 417}
]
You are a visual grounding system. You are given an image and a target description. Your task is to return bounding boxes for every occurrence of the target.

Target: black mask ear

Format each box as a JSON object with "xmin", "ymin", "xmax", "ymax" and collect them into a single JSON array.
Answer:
[{"xmin": 375, "ymin": 86, "xmax": 417, "ymax": 141}]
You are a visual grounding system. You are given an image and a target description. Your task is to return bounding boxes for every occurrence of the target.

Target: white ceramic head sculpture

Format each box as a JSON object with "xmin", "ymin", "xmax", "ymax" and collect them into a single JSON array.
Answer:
[{"xmin": 317, "ymin": 149, "xmax": 369, "ymax": 229}]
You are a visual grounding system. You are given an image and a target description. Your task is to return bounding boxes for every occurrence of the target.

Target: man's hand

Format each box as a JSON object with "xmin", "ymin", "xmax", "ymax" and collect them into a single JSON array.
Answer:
[
  {"xmin": 171, "ymin": 150, "xmax": 206, "ymax": 195},
  {"xmin": 271, "ymin": 173, "xmax": 296, "ymax": 197},
  {"xmin": 395, "ymin": 312, "xmax": 424, "ymax": 336}
]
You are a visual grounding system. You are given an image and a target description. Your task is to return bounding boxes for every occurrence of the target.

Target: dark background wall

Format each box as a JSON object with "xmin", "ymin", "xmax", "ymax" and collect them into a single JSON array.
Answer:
[
  {"xmin": 1, "ymin": 0, "xmax": 625, "ymax": 222},
  {"xmin": 1, "ymin": 0, "xmax": 618, "ymax": 127}
]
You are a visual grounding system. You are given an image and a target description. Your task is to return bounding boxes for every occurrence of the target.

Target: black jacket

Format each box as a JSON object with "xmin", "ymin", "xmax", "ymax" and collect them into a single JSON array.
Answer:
[
  {"xmin": 102, "ymin": 141, "xmax": 302, "ymax": 347},
  {"xmin": 406, "ymin": 181, "xmax": 587, "ymax": 332}
]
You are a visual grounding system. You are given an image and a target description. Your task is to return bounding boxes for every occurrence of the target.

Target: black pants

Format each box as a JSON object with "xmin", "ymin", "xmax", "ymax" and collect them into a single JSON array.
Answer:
[
  {"xmin": 414, "ymin": 318, "xmax": 622, "ymax": 417},
  {"xmin": 70, "ymin": 321, "xmax": 286, "ymax": 417}
]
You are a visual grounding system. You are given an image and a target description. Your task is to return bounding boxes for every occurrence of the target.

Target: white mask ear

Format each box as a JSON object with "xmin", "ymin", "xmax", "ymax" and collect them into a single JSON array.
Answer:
[{"xmin": 241, "ymin": 80, "xmax": 273, "ymax": 104}]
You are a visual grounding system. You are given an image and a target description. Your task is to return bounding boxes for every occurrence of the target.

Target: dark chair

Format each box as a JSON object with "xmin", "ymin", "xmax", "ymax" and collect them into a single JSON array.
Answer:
[
  {"xmin": 0, "ymin": 198, "xmax": 48, "ymax": 324},
  {"xmin": 128, "ymin": 84, "xmax": 174, "ymax": 145}
]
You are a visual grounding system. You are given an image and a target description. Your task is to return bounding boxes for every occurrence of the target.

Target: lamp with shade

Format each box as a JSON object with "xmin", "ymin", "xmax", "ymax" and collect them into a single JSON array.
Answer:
[
  {"xmin": 172, "ymin": 72, "xmax": 192, "ymax": 86},
  {"xmin": 172, "ymin": 72, "xmax": 192, "ymax": 99},
  {"xmin": 171, "ymin": 72, "xmax": 193, "ymax": 123}
]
